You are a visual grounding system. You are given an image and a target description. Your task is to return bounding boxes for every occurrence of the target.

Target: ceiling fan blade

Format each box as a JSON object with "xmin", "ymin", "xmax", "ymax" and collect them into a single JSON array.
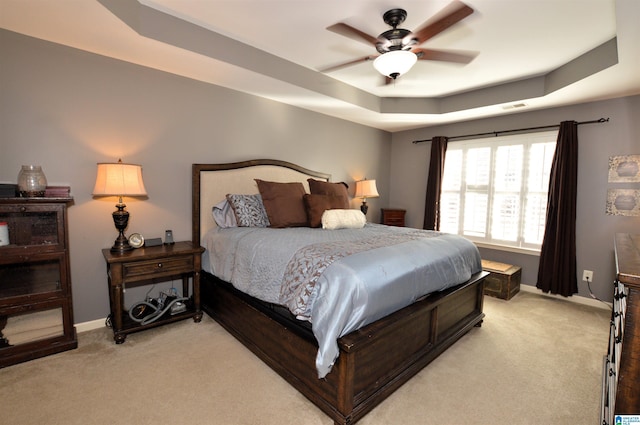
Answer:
[
  {"xmin": 319, "ymin": 56, "xmax": 377, "ymax": 73},
  {"xmin": 408, "ymin": 1, "xmax": 474, "ymax": 45},
  {"xmin": 413, "ymin": 48, "xmax": 476, "ymax": 64},
  {"xmin": 327, "ymin": 23, "xmax": 380, "ymax": 47}
]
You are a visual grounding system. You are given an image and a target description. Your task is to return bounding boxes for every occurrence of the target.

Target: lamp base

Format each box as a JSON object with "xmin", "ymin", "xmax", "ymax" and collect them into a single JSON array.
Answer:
[
  {"xmin": 110, "ymin": 235, "xmax": 133, "ymax": 253},
  {"xmin": 110, "ymin": 203, "xmax": 133, "ymax": 253},
  {"xmin": 360, "ymin": 200, "xmax": 369, "ymax": 215}
]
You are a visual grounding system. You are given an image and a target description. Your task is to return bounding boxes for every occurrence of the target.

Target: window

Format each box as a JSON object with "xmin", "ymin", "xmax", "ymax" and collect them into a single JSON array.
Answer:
[{"xmin": 440, "ymin": 131, "xmax": 557, "ymax": 251}]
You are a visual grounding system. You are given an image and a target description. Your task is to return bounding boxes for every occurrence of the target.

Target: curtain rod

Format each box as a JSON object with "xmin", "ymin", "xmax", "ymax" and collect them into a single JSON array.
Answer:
[{"xmin": 412, "ymin": 117, "xmax": 610, "ymax": 144}]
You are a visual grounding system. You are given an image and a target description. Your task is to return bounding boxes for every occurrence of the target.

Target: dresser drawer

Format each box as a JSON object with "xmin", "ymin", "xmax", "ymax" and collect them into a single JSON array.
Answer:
[{"xmin": 122, "ymin": 255, "xmax": 194, "ymax": 281}]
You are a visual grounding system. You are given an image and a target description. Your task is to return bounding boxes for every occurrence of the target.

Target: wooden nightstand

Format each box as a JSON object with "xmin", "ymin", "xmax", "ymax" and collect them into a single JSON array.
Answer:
[
  {"xmin": 102, "ymin": 241, "xmax": 205, "ymax": 343},
  {"xmin": 381, "ymin": 208, "xmax": 406, "ymax": 227}
]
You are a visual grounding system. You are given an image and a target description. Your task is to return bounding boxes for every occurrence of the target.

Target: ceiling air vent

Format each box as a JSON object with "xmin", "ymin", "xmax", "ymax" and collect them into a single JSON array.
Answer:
[{"xmin": 502, "ymin": 103, "xmax": 527, "ymax": 110}]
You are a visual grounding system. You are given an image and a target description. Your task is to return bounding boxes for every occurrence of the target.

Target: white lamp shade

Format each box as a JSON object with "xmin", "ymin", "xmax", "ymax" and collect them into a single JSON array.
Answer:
[
  {"xmin": 93, "ymin": 161, "xmax": 147, "ymax": 197},
  {"xmin": 373, "ymin": 50, "xmax": 418, "ymax": 78},
  {"xmin": 355, "ymin": 179, "xmax": 379, "ymax": 199}
]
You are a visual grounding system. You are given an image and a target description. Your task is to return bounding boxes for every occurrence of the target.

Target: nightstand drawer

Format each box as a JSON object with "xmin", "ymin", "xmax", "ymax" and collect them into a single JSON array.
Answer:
[
  {"xmin": 384, "ymin": 216, "xmax": 404, "ymax": 226},
  {"xmin": 122, "ymin": 255, "xmax": 194, "ymax": 281}
]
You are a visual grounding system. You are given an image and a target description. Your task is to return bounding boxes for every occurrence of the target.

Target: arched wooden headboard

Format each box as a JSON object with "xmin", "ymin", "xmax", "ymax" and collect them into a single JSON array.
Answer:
[{"xmin": 192, "ymin": 159, "xmax": 330, "ymax": 245}]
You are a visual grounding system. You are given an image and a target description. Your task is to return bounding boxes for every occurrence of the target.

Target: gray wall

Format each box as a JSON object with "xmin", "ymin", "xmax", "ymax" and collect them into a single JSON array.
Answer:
[
  {"xmin": 390, "ymin": 95, "xmax": 640, "ymax": 302},
  {"xmin": 0, "ymin": 30, "xmax": 391, "ymax": 323},
  {"xmin": 3, "ymin": 27, "xmax": 638, "ymax": 321}
]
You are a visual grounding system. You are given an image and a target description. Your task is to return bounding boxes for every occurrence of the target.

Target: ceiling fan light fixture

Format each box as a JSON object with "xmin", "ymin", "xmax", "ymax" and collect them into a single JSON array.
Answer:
[{"xmin": 373, "ymin": 50, "xmax": 417, "ymax": 79}]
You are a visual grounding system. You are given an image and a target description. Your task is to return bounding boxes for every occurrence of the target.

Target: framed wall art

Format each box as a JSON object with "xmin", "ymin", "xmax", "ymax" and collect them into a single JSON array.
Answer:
[
  {"xmin": 606, "ymin": 189, "xmax": 640, "ymax": 216},
  {"xmin": 608, "ymin": 155, "xmax": 640, "ymax": 183}
]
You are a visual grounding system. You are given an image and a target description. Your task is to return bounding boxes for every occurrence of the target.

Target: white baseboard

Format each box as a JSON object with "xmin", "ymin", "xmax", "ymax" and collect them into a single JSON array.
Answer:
[
  {"xmin": 518, "ymin": 284, "xmax": 612, "ymax": 310},
  {"xmin": 74, "ymin": 318, "xmax": 106, "ymax": 334}
]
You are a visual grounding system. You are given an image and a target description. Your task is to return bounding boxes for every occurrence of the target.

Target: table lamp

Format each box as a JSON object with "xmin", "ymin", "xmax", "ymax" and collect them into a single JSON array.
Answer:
[
  {"xmin": 354, "ymin": 178, "xmax": 379, "ymax": 215},
  {"xmin": 93, "ymin": 159, "xmax": 147, "ymax": 253}
]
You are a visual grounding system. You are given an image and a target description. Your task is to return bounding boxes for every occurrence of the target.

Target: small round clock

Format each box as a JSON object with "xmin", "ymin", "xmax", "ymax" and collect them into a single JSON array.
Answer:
[{"xmin": 128, "ymin": 233, "xmax": 144, "ymax": 248}]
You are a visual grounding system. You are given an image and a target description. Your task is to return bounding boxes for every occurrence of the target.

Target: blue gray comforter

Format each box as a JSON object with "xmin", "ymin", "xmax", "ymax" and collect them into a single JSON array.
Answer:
[{"xmin": 202, "ymin": 223, "xmax": 481, "ymax": 378}]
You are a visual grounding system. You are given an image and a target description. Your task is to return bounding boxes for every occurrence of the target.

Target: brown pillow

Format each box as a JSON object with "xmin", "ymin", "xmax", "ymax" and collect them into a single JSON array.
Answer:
[
  {"xmin": 304, "ymin": 194, "xmax": 348, "ymax": 228},
  {"xmin": 307, "ymin": 179, "xmax": 349, "ymax": 209},
  {"xmin": 255, "ymin": 179, "xmax": 308, "ymax": 228}
]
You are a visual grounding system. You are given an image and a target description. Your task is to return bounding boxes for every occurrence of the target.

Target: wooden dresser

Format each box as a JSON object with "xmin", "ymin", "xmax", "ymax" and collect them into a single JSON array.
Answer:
[{"xmin": 601, "ymin": 233, "xmax": 640, "ymax": 424}]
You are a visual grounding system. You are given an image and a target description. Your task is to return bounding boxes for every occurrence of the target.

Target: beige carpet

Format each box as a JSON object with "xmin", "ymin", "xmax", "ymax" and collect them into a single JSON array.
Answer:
[{"xmin": 1, "ymin": 292, "xmax": 610, "ymax": 425}]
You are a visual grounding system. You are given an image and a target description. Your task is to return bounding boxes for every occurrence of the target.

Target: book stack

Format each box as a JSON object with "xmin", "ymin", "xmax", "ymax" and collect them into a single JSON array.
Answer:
[
  {"xmin": 0, "ymin": 184, "xmax": 18, "ymax": 198},
  {"xmin": 45, "ymin": 186, "xmax": 71, "ymax": 198}
]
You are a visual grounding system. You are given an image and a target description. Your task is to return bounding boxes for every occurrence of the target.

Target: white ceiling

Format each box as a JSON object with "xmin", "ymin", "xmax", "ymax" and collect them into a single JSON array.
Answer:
[{"xmin": 1, "ymin": 0, "xmax": 639, "ymax": 132}]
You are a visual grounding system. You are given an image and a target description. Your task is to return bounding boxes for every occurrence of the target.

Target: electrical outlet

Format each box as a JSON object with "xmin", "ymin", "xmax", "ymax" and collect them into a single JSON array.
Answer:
[{"xmin": 582, "ymin": 270, "xmax": 594, "ymax": 282}]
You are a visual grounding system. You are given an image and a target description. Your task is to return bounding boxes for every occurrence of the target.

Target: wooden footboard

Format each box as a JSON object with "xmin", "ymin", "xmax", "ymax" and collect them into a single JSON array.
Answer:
[{"xmin": 202, "ymin": 271, "xmax": 487, "ymax": 425}]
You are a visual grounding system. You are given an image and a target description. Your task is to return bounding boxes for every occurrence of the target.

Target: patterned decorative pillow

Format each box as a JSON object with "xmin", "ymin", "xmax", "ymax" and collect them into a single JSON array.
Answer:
[{"xmin": 225, "ymin": 194, "xmax": 270, "ymax": 227}]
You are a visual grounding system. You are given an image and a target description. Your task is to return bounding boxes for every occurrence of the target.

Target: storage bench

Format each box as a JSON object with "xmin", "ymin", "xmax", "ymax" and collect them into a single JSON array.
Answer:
[{"xmin": 481, "ymin": 260, "xmax": 521, "ymax": 300}]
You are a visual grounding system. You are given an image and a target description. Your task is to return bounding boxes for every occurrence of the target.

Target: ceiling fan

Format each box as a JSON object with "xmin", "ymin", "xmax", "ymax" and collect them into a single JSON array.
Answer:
[{"xmin": 323, "ymin": 1, "xmax": 476, "ymax": 83}]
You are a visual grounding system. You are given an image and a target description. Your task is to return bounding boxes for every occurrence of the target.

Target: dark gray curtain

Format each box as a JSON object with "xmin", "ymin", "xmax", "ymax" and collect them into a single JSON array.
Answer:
[
  {"xmin": 536, "ymin": 121, "xmax": 578, "ymax": 296},
  {"xmin": 423, "ymin": 136, "xmax": 448, "ymax": 230}
]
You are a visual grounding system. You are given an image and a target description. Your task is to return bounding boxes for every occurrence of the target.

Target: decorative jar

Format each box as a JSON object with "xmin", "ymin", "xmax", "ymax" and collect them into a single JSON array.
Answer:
[{"xmin": 17, "ymin": 165, "xmax": 47, "ymax": 197}]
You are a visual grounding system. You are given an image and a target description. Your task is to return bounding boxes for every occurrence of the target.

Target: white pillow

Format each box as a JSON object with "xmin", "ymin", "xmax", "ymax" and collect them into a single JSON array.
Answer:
[
  {"xmin": 321, "ymin": 209, "xmax": 366, "ymax": 230},
  {"xmin": 212, "ymin": 199, "xmax": 237, "ymax": 228}
]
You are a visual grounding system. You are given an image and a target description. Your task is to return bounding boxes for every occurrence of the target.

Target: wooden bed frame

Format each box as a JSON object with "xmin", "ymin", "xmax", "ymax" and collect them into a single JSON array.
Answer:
[{"xmin": 192, "ymin": 160, "xmax": 487, "ymax": 425}]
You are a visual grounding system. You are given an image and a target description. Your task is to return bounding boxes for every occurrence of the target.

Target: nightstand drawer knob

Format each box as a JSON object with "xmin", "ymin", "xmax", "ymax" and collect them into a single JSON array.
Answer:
[{"xmin": 157, "ymin": 263, "xmax": 163, "ymax": 268}]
